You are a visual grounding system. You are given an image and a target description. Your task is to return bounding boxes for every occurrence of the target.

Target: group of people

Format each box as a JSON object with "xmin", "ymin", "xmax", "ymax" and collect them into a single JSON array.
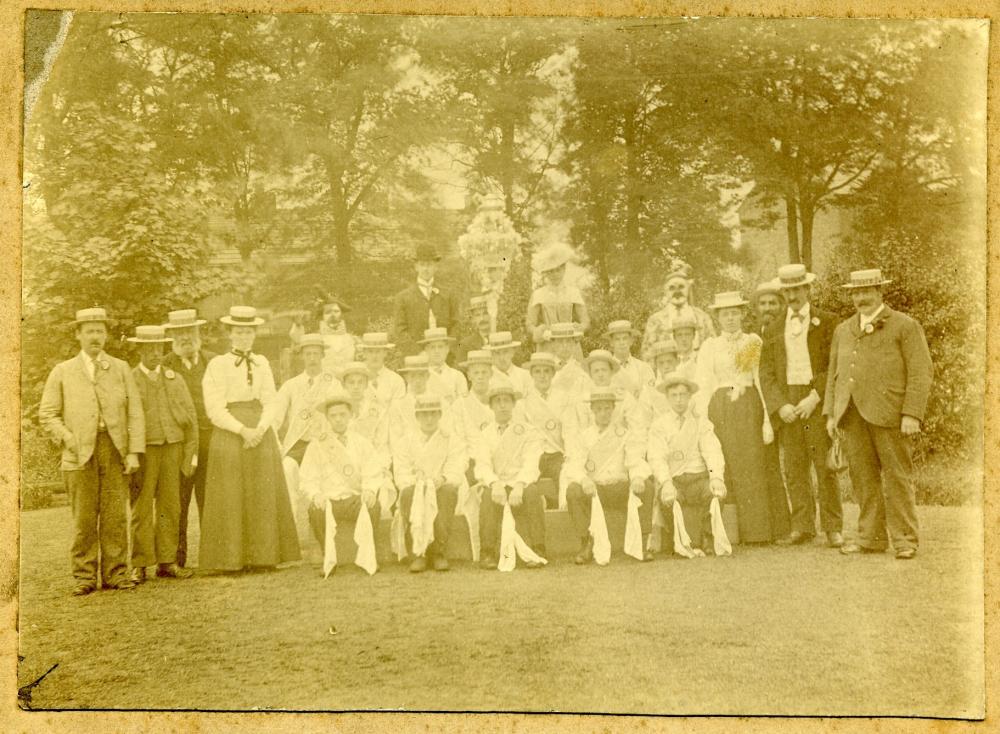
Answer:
[{"xmin": 38, "ymin": 242, "xmax": 934, "ymax": 597}]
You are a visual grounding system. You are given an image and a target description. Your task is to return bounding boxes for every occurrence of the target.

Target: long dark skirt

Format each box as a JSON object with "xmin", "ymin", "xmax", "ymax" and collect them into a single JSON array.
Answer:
[
  {"xmin": 199, "ymin": 401, "xmax": 301, "ymax": 570},
  {"xmin": 708, "ymin": 387, "xmax": 772, "ymax": 543}
]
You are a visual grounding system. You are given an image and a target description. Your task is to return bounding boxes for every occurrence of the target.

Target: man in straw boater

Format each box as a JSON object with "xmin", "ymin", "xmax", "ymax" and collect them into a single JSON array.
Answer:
[
  {"xmin": 421, "ymin": 326, "xmax": 468, "ymax": 405},
  {"xmin": 669, "ymin": 313, "xmax": 702, "ymax": 383},
  {"xmin": 453, "ymin": 349, "xmax": 496, "ymax": 459},
  {"xmin": 564, "ymin": 386, "xmax": 655, "ymax": 565},
  {"xmin": 547, "ymin": 322, "xmax": 590, "ymax": 397},
  {"xmin": 455, "ymin": 295, "xmax": 492, "ymax": 364},
  {"xmin": 606, "ymin": 319, "xmax": 655, "ymax": 399},
  {"xmin": 641, "ymin": 266, "xmax": 715, "ymax": 362},
  {"xmin": 161, "ymin": 308, "xmax": 216, "ymax": 568},
  {"xmin": 825, "ymin": 268, "xmax": 933, "ymax": 560},
  {"xmin": 392, "ymin": 243, "xmax": 461, "ymax": 358},
  {"xmin": 392, "ymin": 395, "xmax": 466, "ymax": 573},
  {"xmin": 487, "ymin": 330, "xmax": 533, "ymax": 398},
  {"xmin": 341, "ymin": 360, "xmax": 396, "ymax": 519},
  {"xmin": 298, "ymin": 390, "xmax": 383, "ymax": 575},
  {"xmin": 750, "ymin": 280, "xmax": 792, "ymax": 543},
  {"xmin": 359, "ymin": 332, "xmax": 406, "ymax": 409},
  {"xmin": 636, "ymin": 339, "xmax": 682, "ymax": 429},
  {"xmin": 575, "ymin": 349, "xmax": 641, "ymax": 435},
  {"xmin": 759, "ymin": 264, "xmax": 842, "ymax": 548},
  {"xmin": 272, "ymin": 333, "xmax": 341, "ymax": 538},
  {"xmin": 39, "ymin": 308, "xmax": 145, "ymax": 595},
  {"xmin": 388, "ymin": 354, "xmax": 457, "ymax": 453},
  {"xmin": 126, "ymin": 324, "xmax": 198, "ymax": 583},
  {"xmin": 514, "ymin": 351, "xmax": 580, "ymax": 509},
  {"xmin": 473, "ymin": 376, "xmax": 547, "ymax": 570},
  {"xmin": 646, "ymin": 372, "xmax": 730, "ymax": 557}
]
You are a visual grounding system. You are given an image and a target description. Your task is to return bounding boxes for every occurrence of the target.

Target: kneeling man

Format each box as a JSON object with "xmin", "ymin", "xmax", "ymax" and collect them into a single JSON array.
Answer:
[{"xmin": 565, "ymin": 387, "xmax": 654, "ymax": 564}]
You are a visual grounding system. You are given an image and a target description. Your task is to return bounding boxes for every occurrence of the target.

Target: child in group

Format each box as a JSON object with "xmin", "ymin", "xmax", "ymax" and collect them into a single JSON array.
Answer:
[
  {"xmin": 421, "ymin": 327, "xmax": 468, "ymax": 405},
  {"xmin": 389, "ymin": 354, "xmax": 454, "ymax": 454},
  {"xmin": 453, "ymin": 350, "xmax": 497, "ymax": 467},
  {"xmin": 606, "ymin": 320, "xmax": 655, "ymax": 399}
]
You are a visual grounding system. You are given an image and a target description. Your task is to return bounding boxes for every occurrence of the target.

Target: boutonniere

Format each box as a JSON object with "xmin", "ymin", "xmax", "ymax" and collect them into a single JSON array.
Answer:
[
  {"xmin": 431, "ymin": 286, "xmax": 440, "ymax": 295},
  {"xmin": 98, "ymin": 359, "xmax": 110, "ymax": 371},
  {"xmin": 864, "ymin": 323, "xmax": 874, "ymax": 334},
  {"xmin": 811, "ymin": 317, "xmax": 820, "ymax": 327},
  {"xmin": 164, "ymin": 369, "xmax": 176, "ymax": 379}
]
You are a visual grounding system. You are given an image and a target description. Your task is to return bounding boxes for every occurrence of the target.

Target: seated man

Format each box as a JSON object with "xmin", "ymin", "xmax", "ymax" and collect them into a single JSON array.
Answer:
[
  {"xmin": 488, "ymin": 331, "xmax": 533, "ymax": 397},
  {"xmin": 392, "ymin": 395, "xmax": 466, "ymax": 573},
  {"xmin": 646, "ymin": 373, "xmax": 726, "ymax": 554},
  {"xmin": 577, "ymin": 349, "xmax": 640, "ymax": 433},
  {"xmin": 607, "ymin": 320, "xmax": 654, "ymax": 399},
  {"xmin": 473, "ymin": 378, "xmax": 545, "ymax": 569},
  {"xmin": 298, "ymin": 392, "xmax": 383, "ymax": 567},
  {"xmin": 547, "ymin": 323, "xmax": 590, "ymax": 397},
  {"xmin": 342, "ymin": 361, "xmax": 394, "ymax": 514},
  {"xmin": 389, "ymin": 354, "xmax": 456, "ymax": 453},
  {"xmin": 564, "ymin": 387, "xmax": 655, "ymax": 564},
  {"xmin": 453, "ymin": 349, "xmax": 495, "ymax": 466},
  {"xmin": 421, "ymin": 327, "xmax": 468, "ymax": 405}
]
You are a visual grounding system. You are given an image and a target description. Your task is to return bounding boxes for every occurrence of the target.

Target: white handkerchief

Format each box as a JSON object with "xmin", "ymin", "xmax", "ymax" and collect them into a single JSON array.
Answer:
[
  {"xmin": 589, "ymin": 494, "xmax": 612, "ymax": 565},
  {"xmin": 353, "ymin": 504, "xmax": 378, "ymax": 575},
  {"xmin": 498, "ymin": 504, "xmax": 547, "ymax": 572},
  {"xmin": 672, "ymin": 500, "xmax": 697, "ymax": 559},
  {"xmin": 624, "ymin": 492, "xmax": 644, "ymax": 561},
  {"xmin": 389, "ymin": 506, "xmax": 407, "ymax": 562},
  {"xmin": 710, "ymin": 496, "xmax": 732, "ymax": 556},
  {"xmin": 323, "ymin": 500, "xmax": 338, "ymax": 578}
]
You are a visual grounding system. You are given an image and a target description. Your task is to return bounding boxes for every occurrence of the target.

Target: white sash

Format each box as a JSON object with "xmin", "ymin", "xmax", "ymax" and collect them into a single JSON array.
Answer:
[
  {"xmin": 323, "ymin": 499, "xmax": 378, "ymax": 577},
  {"xmin": 408, "ymin": 476, "xmax": 439, "ymax": 557},
  {"xmin": 589, "ymin": 494, "xmax": 612, "ymax": 565},
  {"xmin": 389, "ymin": 506, "xmax": 407, "ymax": 561},
  {"xmin": 709, "ymin": 497, "xmax": 732, "ymax": 556},
  {"xmin": 497, "ymin": 504, "xmax": 547, "ymax": 572},
  {"xmin": 624, "ymin": 492, "xmax": 644, "ymax": 560}
]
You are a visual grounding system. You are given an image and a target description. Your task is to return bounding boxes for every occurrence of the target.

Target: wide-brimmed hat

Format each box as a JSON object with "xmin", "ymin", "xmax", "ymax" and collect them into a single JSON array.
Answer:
[
  {"xmin": 162, "ymin": 308, "xmax": 207, "ymax": 329},
  {"xmin": 708, "ymin": 291, "xmax": 749, "ymax": 310},
  {"xmin": 656, "ymin": 372, "xmax": 699, "ymax": 394},
  {"xmin": 533, "ymin": 242, "xmax": 575, "ymax": 273},
  {"xmin": 414, "ymin": 395, "xmax": 444, "ymax": 414},
  {"xmin": 398, "ymin": 355, "xmax": 431, "ymax": 373},
  {"xmin": 584, "ymin": 349, "xmax": 620, "ymax": 373},
  {"xmin": 546, "ymin": 322, "xmax": 582, "ymax": 340},
  {"xmin": 664, "ymin": 269, "xmax": 692, "ymax": 286},
  {"xmin": 414, "ymin": 243, "xmax": 442, "ymax": 262},
  {"xmin": 487, "ymin": 376, "xmax": 522, "ymax": 402},
  {"xmin": 73, "ymin": 307, "xmax": 111, "ymax": 325},
  {"xmin": 585, "ymin": 386, "xmax": 622, "ymax": 404},
  {"xmin": 754, "ymin": 279, "xmax": 784, "ymax": 299},
  {"xmin": 525, "ymin": 352, "xmax": 559, "ymax": 372},
  {"xmin": 359, "ymin": 332, "xmax": 395, "ymax": 350},
  {"xmin": 460, "ymin": 349, "xmax": 494, "ymax": 369},
  {"xmin": 339, "ymin": 361, "xmax": 370, "ymax": 382},
  {"xmin": 841, "ymin": 268, "xmax": 892, "ymax": 289},
  {"xmin": 321, "ymin": 295, "xmax": 352, "ymax": 313},
  {"xmin": 220, "ymin": 305, "xmax": 265, "ymax": 326},
  {"xmin": 315, "ymin": 390, "xmax": 353, "ymax": 414},
  {"xmin": 295, "ymin": 333, "xmax": 328, "ymax": 352},
  {"xmin": 649, "ymin": 339, "xmax": 680, "ymax": 359},
  {"xmin": 127, "ymin": 325, "xmax": 173, "ymax": 344},
  {"xmin": 777, "ymin": 263, "xmax": 818, "ymax": 289},
  {"xmin": 418, "ymin": 327, "xmax": 456, "ymax": 345},
  {"xmin": 669, "ymin": 314, "xmax": 699, "ymax": 333},
  {"xmin": 487, "ymin": 331, "xmax": 521, "ymax": 351},
  {"xmin": 603, "ymin": 319, "xmax": 640, "ymax": 338}
]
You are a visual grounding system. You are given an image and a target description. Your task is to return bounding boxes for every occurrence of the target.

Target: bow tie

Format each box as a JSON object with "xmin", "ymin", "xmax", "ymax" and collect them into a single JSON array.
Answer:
[{"xmin": 232, "ymin": 350, "xmax": 255, "ymax": 385}]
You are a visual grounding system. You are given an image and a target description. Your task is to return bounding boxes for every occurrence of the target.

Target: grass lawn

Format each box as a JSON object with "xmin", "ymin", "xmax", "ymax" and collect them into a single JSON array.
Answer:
[{"xmin": 17, "ymin": 503, "xmax": 983, "ymax": 717}]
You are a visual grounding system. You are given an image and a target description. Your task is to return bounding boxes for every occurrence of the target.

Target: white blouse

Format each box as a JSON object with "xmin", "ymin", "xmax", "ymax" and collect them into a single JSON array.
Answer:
[
  {"xmin": 695, "ymin": 332, "xmax": 762, "ymax": 416},
  {"xmin": 202, "ymin": 351, "xmax": 279, "ymax": 434}
]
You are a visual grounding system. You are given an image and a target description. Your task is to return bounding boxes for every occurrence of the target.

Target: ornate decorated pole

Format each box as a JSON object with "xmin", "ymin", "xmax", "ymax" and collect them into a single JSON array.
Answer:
[{"xmin": 457, "ymin": 194, "xmax": 523, "ymax": 333}]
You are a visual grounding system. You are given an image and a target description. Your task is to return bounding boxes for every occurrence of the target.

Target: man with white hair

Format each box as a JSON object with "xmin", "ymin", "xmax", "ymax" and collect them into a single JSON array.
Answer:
[{"xmin": 641, "ymin": 268, "xmax": 715, "ymax": 361}]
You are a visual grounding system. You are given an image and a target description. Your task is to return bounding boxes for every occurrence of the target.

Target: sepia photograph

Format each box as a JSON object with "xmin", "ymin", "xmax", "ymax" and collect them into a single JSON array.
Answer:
[{"xmin": 15, "ymin": 9, "xmax": 988, "ymax": 718}]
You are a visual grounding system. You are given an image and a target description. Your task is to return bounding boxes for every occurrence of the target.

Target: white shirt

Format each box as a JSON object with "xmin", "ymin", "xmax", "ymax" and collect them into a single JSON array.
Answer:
[
  {"xmin": 563, "ymin": 423, "xmax": 650, "ymax": 486},
  {"xmin": 138, "ymin": 363, "xmax": 160, "ymax": 380},
  {"xmin": 859, "ymin": 304, "xmax": 886, "ymax": 330},
  {"xmin": 392, "ymin": 426, "xmax": 467, "ymax": 489},
  {"xmin": 514, "ymin": 386, "xmax": 579, "ymax": 454},
  {"xmin": 418, "ymin": 279, "xmax": 437, "ymax": 328},
  {"xmin": 388, "ymin": 391, "xmax": 457, "ymax": 456},
  {"xmin": 369, "ymin": 366, "xmax": 406, "ymax": 409},
  {"xmin": 612, "ymin": 355, "xmax": 655, "ymax": 399},
  {"xmin": 784, "ymin": 304, "xmax": 813, "ymax": 386},
  {"xmin": 298, "ymin": 429, "xmax": 383, "ymax": 503},
  {"xmin": 80, "ymin": 351, "xmax": 98, "ymax": 381},
  {"xmin": 473, "ymin": 419, "xmax": 544, "ymax": 487},
  {"xmin": 272, "ymin": 370, "xmax": 342, "ymax": 453},
  {"xmin": 427, "ymin": 364, "xmax": 468, "ymax": 404},
  {"xmin": 647, "ymin": 409, "xmax": 725, "ymax": 484},
  {"xmin": 202, "ymin": 352, "xmax": 279, "ymax": 434},
  {"xmin": 492, "ymin": 364, "xmax": 533, "ymax": 398},
  {"xmin": 453, "ymin": 391, "xmax": 495, "ymax": 457}
]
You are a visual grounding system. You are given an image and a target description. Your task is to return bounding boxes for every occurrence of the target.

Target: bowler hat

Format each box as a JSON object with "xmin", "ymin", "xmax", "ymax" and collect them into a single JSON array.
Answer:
[{"xmin": 414, "ymin": 243, "xmax": 442, "ymax": 262}]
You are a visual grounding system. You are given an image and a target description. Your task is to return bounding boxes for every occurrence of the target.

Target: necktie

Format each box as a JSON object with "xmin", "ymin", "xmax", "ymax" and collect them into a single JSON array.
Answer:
[{"xmin": 233, "ymin": 350, "xmax": 254, "ymax": 385}]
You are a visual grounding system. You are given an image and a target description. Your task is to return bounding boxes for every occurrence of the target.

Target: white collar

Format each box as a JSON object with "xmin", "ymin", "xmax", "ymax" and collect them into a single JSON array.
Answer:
[
  {"xmin": 860, "ymin": 304, "xmax": 886, "ymax": 327},
  {"xmin": 786, "ymin": 303, "xmax": 811, "ymax": 322},
  {"xmin": 139, "ymin": 363, "xmax": 160, "ymax": 377}
]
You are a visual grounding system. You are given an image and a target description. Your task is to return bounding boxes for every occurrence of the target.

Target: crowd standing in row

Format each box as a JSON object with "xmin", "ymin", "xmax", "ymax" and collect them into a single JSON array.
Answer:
[{"xmin": 38, "ymin": 244, "xmax": 934, "ymax": 596}]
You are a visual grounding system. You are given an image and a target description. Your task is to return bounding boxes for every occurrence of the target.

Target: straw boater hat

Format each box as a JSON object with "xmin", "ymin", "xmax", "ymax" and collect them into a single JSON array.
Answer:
[
  {"xmin": 398, "ymin": 354, "xmax": 431, "ymax": 373},
  {"xmin": 414, "ymin": 243, "xmax": 442, "ymax": 262},
  {"xmin": 776, "ymin": 263, "xmax": 817, "ymax": 289},
  {"xmin": 220, "ymin": 305, "xmax": 265, "ymax": 326},
  {"xmin": 73, "ymin": 307, "xmax": 111, "ymax": 325},
  {"xmin": 417, "ymin": 327, "xmax": 455, "ymax": 345},
  {"xmin": 339, "ymin": 361, "xmax": 370, "ymax": 382},
  {"xmin": 754, "ymin": 279, "xmax": 784, "ymax": 300},
  {"xmin": 162, "ymin": 308, "xmax": 207, "ymax": 329},
  {"xmin": 656, "ymin": 372, "xmax": 699, "ymax": 394},
  {"xmin": 315, "ymin": 390, "xmax": 353, "ymax": 414},
  {"xmin": 469, "ymin": 295, "xmax": 490, "ymax": 312},
  {"xmin": 584, "ymin": 349, "xmax": 621, "ymax": 373},
  {"xmin": 585, "ymin": 386, "xmax": 622, "ymax": 404},
  {"xmin": 127, "ymin": 325, "xmax": 173, "ymax": 344},
  {"xmin": 295, "ymin": 333, "xmax": 328, "ymax": 352},
  {"xmin": 546, "ymin": 322, "xmax": 582, "ymax": 340},
  {"xmin": 707, "ymin": 291, "xmax": 750, "ymax": 310},
  {"xmin": 841, "ymin": 268, "xmax": 892, "ymax": 289},
  {"xmin": 533, "ymin": 242, "xmax": 575, "ymax": 273},
  {"xmin": 487, "ymin": 331, "xmax": 521, "ymax": 351},
  {"xmin": 603, "ymin": 319, "xmax": 640, "ymax": 338},
  {"xmin": 460, "ymin": 349, "xmax": 494, "ymax": 369},
  {"xmin": 648, "ymin": 339, "xmax": 680, "ymax": 359},
  {"xmin": 487, "ymin": 376, "xmax": 522, "ymax": 402},
  {"xmin": 525, "ymin": 352, "xmax": 559, "ymax": 372},
  {"xmin": 414, "ymin": 395, "xmax": 444, "ymax": 414},
  {"xmin": 359, "ymin": 332, "xmax": 395, "ymax": 350}
]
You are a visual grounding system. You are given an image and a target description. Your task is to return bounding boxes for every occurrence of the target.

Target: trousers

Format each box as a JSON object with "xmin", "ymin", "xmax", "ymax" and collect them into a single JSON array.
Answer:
[
  {"xmin": 662, "ymin": 471, "xmax": 713, "ymax": 550},
  {"xmin": 131, "ymin": 441, "xmax": 182, "ymax": 567},
  {"xmin": 479, "ymin": 482, "xmax": 545, "ymax": 557},
  {"xmin": 307, "ymin": 496, "xmax": 382, "ymax": 548},
  {"xmin": 176, "ymin": 429, "xmax": 211, "ymax": 567},
  {"xmin": 399, "ymin": 482, "xmax": 459, "ymax": 558},
  {"xmin": 566, "ymin": 479, "xmax": 653, "ymax": 541}
]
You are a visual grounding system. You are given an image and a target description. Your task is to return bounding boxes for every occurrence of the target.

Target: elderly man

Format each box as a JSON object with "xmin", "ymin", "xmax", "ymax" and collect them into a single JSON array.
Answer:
[
  {"xmin": 127, "ymin": 325, "xmax": 198, "ymax": 582},
  {"xmin": 759, "ymin": 265, "xmax": 839, "ymax": 546},
  {"xmin": 825, "ymin": 269, "xmax": 933, "ymax": 560},
  {"xmin": 39, "ymin": 308, "xmax": 145, "ymax": 595},
  {"xmin": 641, "ymin": 268, "xmax": 715, "ymax": 360},
  {"xmin": 392, "ymin": 243, "xmax": 461, "ymax": 357},
  {"xmin": 161, "ymin": 308, "xmax": 217, "ymax": 568}
]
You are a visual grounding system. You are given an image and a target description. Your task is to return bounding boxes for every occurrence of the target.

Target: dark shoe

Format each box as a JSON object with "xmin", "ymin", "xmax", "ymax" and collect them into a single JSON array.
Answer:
[
  {"xmin": 642, "ymin": 550, "xmax": 655, "ymax": 562},
  {"xmin": 479, "ymin": 555, "xmax": 497, "ymax": 570},
  {"xmin": 130, "ymin": 567, "xmax": 146, "ymax": 584},
  {"xmin": 827, "ymin": 531, "xmax": 844, "ymax": 548},
  {"xmin": 840, "ymin": 543, "xmax": 883, "ymax": 556},
  {"xmin": 776, "ymin": 530, "xmax": 815, "ymax": 546},
  {"xmin": 895, "ymin": 548, "xmax": 917, "ymax": 560},
  {"xmin": 523, "ymin": 560, "xmax": 544, "ymax": 569},
  {"xmin": 409, "ymin": 555, "xmax": 427, "ymax": 573},
  {"xmin": 72, "ymin": 583, "xmax": 95, "ymax": 597},
  {"xmin": 574, "ymin": 537, "xmax": 594, "ymax": 565},
  {"xmin": 108, "ymin": 578, "xmax": 137, "ymax": 591},
  {"xmin": 433, "ymin": 556, "xmax": 449, "ymax": 572},
  {"xmin": 157, "ymin": 563, "xmax": 194, "ymax": 579}
]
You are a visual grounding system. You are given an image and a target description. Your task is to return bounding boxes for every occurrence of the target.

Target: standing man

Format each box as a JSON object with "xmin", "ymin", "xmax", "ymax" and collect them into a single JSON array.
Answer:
[
  {"xmin": 127, "ymin": 325, "xmax": 198, "ymax": 582},
  {"xmin": 392, "ymin": 243, "xmax": 461, "ymax": 357},
  {"xmin": 39, "ymin": 308, "xmax": 145, "ymax": 595},
  {"xmin": 606, "ymin": 320, "xmax": 655, "ymax": 399},
  {"xmin": 760, "ymin": 264, "xmax": 841, "ymax": 548},
  {"xmin": 359, "ymin": 332, "xmax": 406, "ymax": 410},
  {"xmin": 641, "ymin": 269, "xmax": 715, "ymax": 361},
  {"xmin": 825, "ymin": 269, "xmax": 933, "ymax": 560},
  {"xmin": 488, "ymin": 331, "xmax": 533, "ymax": 397},
  {"xmin": 162, "ymin": 308, "xmax": 216, "ymax": 568},
  {"xmin": 455, "ymin": 295, "xmax": 492, "ymax": 364}
]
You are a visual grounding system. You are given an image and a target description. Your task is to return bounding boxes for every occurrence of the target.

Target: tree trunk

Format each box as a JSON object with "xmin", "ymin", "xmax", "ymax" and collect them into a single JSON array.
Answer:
[
  {"xmin": 799, "ymin": 200, "xmax": 815, "ymax": 270},
  {"xmin": 500, "ymin": 116, "xmax": 516, "ymax": 222},
  {"xmin": 785, "ymin": 193, "xmax": 800, "ymax": 264},
  {"xmin": 592, "ymin": 195, "xmax": 612, "ymax": 293},
  {"xmin": 623, "ymin": 112, "xmax": 641, "ymax": 252},
  {"xmin": 329, "ymin": 165, "xmax": 353, "ymax": 265}
]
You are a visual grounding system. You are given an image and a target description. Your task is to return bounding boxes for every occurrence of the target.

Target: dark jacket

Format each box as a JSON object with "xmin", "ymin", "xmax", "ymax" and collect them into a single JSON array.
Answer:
[
  {"xmin": 392, "ymin": 282, "xmax": 461, "ymax": 355},
  {"xmin": 759, "ymin": 306, "xmax": 837, "ymax": 417},
  {"xmin": 162, "ymin": 349, "xmax": 217, "ymax": 431}
]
